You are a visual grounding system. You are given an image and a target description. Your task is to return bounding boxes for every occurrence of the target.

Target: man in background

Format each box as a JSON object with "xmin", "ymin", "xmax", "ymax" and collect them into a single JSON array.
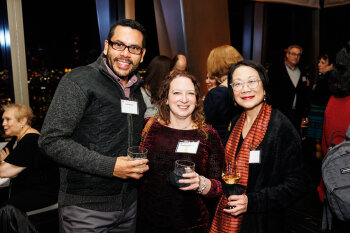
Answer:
[
  {"xmin": 268, "ymin": 44, "xmax": 310, "ymax": 131},
  {"xmin": 171, "ymin": 54, "xmax": 188, "ymax": 72}
]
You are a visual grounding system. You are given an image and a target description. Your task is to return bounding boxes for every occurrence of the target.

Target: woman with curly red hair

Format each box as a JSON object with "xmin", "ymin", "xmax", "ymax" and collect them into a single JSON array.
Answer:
[{"xmin": 136, "ymin": 71, "xmax": 225, "ymax": 233}]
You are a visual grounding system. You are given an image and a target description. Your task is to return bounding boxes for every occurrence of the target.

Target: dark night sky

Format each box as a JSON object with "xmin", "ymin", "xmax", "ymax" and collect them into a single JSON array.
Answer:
[{"xmin": 22, "ymin": 0, "xmax": 100, "ymax": 69}]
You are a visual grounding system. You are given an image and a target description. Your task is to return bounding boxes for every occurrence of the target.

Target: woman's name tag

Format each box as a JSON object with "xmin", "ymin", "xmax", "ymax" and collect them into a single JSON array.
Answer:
[
  {"xmin": 249, "ymin": 150, "xmax": 261, "ymax": 163},
  {"xmin": 121, "ymin": 100, "xmax": 139, "ymax": 115},
  {"xmin": 176, "ymin": 140, "xmax": 200, "ymax": 154}
]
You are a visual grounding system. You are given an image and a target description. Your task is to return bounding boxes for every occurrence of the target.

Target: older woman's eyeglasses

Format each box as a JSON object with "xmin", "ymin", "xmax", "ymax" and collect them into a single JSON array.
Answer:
[
  {"xmin": 230, "ymin": 79, "xmax": 261, "ymax": 92},
  {"xmin": 108, "ymin": 40, "xmax": 143, "ymax": 55}
]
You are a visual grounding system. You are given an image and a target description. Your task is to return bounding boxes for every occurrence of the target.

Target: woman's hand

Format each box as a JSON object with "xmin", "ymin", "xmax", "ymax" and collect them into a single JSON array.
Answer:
[
  {"xmin": 178, "ymin": 172, "xmax": 200, "ymax": 191},
  {"xmin": 0, "ymin": 148, "xmax": 10, "ymax": 162},
  {"xmin": 223, "ymin": 194, "xmax": 248, "ymax": 216}
]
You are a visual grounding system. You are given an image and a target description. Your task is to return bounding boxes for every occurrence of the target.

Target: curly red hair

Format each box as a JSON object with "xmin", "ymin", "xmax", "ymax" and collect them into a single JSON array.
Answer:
[{"xmin": 156, "ymin": 71, "xmax": 208, "ymax": 139}]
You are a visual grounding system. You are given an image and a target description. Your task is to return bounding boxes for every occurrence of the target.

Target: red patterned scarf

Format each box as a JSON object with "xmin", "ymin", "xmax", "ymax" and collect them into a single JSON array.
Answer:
[{"xmin": 210, "ymin": 103, "xmax": 271, "ymax": 233}]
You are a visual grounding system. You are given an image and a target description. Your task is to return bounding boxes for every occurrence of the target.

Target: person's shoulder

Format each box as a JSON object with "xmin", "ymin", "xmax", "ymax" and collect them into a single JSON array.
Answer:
[
  {"xmin": 206, "ymin": 86, "xmax": 228, "ymax": 98},
  {"xmin": 18, "ymin": 133, "xmax": 40, "ymax": 148},
  {"xmin": 144, "ymin": 117, "xmax": 160, "ymax": 127},
  {"xmin": 269, "ymin": 108, "xmax": 300, "ymax": 136},
  {"xmin": 203, "ymin": 124, "xmax": 221, "ymax": 138},
  {"xmin": 204, "ymin": 124, "xmax": 215, "ymax": 132},
  {"xmin": 21, "ymin": 133, "xmax": 40, "ymax": 142},
  {"xmin": 66, "ymin": 64, "xmax": 97, "ymax": 81},
  {"xmin": 270, "ymin": 108, "xmax": 289, "ymax": 124}
]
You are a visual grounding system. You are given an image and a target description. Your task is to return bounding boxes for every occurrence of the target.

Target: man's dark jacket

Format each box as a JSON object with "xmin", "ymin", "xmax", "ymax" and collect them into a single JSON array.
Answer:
[
  {"xmin": 268, "ymin": 63, "xmax": 310, "ymax": 129},
  {"xmin": 39, "ymin": 54, "xmax": 146, "ymax": 211}
]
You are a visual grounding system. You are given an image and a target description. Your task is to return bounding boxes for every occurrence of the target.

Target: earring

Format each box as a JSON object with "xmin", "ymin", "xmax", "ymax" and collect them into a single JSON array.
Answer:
[{"xmin": 264, "ymin": 95, "xmax": 266, "ymax": 102}]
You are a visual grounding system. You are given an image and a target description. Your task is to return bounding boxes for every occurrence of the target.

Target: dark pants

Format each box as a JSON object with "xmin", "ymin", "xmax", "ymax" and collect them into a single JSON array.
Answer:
[{"xmin": 59, "ymin": 201, "xmax": 137, "ymax": 233}]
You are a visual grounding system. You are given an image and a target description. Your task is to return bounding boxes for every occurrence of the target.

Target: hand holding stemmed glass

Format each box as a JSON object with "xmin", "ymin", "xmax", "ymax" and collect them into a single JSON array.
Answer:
[{"xmin": 221, "ymin": 160, "xmax": 248, "ymax": 216}]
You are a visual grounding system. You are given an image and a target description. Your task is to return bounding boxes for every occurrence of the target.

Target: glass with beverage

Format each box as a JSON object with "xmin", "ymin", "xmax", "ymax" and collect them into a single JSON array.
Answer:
[
  {"xmin": 222, "ymin": 161, "xmax": 240, "ymax": 185},
  {"xmin": 127, "ymin": 146, "xmax": 148, "ymax": 168},
  {"xmin": 169, "ymin": 160, "xmax": 195, "ymax": 188},
  {"xmin": 222, "ymin": 160, "xmax": 245, "ymax": 209}
]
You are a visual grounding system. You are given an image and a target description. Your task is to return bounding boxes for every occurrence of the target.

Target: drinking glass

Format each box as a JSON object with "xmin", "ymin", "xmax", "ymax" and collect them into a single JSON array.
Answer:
[
  {"xmin": 127, "ymin": 146, "xmax": 148, "ymax": 168},
  {"xmin": 169, "ymin": 160, "xmax": 195, "ymax": 188},
  {"xmin": 222, "ymin": 160, "xmax": 245, "ymax": 209},
  {"xmin": 222, "ymin": 161, "xmax": 240, "ymax": 185}
]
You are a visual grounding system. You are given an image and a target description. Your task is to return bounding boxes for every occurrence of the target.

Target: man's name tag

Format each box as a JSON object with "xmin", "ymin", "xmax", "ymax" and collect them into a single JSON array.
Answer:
[
  {"xmin": 176, "ymin": 140, "xmax": 200, "ymax": 154},
  {"xmin": 249, "ymin": 150, "xmax": 261, "ymax": 163},
  {"xmin": 121, "ymin": 100, "xmax": 139, "ymax": 115}
]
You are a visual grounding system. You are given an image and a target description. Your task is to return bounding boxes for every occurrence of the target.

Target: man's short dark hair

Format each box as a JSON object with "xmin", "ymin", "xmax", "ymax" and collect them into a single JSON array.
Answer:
[
  {"xmin": 287, "ymin": 44, "xmax": 303, "ymax": 54},
  {"xmin": 107, "ymin": 19, "xmax": 147, "ymax": 48}
]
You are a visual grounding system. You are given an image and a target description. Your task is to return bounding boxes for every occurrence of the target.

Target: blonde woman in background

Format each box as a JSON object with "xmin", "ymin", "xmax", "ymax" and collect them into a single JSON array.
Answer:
[
  {"xmin": 0, "ymin": 104, "xmax": 59, "ymax": 213},
  {"xmin": 204, "ymin": 45, "xmax": 243, "ymax": 147}
]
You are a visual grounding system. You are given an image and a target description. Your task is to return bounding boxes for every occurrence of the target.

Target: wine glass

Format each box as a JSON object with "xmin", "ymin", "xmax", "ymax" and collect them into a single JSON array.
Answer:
[
  {"xmin": 222, "ymin": 161, "xmax": 240, "ymax": 185},
  {"xmin": 222, "ymin": 160, "xmax": 245, "ymax": 209}
]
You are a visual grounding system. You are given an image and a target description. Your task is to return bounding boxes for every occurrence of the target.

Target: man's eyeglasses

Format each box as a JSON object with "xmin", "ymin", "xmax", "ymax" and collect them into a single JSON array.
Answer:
[
  {"xmin": 108, "ymin": 40, "xmax": 143, "ymax": 55},
  {"xmin": 288, "ymin": 52, "xmax": 302, "ymax": 57},
  {"xmin": 230, "ymin": 79, "xmax": 261, "ymax": 92}
]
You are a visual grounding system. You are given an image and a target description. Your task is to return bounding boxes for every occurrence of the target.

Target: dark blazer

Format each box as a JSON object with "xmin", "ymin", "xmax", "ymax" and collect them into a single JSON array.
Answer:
[
  {"xmin": 268, "ymin": 63, "xmax": 310, "ymax": 129},
  {"xmin": 229, "ymin": 109, "xmax": 309, "ymax": 233},
  {"xmin": 203, "ymin": 86, "xmax": 242, "ymax": 146}
]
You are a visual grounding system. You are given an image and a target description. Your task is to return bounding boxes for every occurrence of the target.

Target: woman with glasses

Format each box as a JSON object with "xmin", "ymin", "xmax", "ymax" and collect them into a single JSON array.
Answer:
[{"xmin": 210, "ymin": 60, "xmax": 309, "ymax": 233}]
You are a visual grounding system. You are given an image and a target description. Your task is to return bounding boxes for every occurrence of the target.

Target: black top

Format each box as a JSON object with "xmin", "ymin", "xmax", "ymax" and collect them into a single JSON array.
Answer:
[
  {"xmin": 311, "ymin": 72, "xmax": 331, "ymax": 107},
  {"xmin": 2, "ymin": 133, "xmax": 59, "ymax": 211},
  {"xmin": 204, "ymin": 86, "xmax": 242, "ymax": 146}
]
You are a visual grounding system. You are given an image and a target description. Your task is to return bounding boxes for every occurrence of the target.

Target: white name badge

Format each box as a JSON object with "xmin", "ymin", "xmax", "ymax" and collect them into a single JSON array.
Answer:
[
  {"xmin": 249, "ymin": 150, "xmax": 261, "ymax": 163},
  {"xmin": 176, "ymin": 140, "xmax": 200, "ymax": 154},
  {"xmin": 121, "ymin": 100, "xmax": 139, "ymax": 115}
]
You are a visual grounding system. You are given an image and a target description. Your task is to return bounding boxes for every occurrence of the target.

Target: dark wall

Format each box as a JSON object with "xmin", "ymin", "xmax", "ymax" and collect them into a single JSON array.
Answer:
[
  {"xmin": 135, "ymin": 0, "xmax": 160, "ymax": 70},
  {"xmin": 263, "ymin": 3, "xmax": 313, "ymax": 70},
  {"xmin": 228, "ymin": 0, "xmax": 245, "ymax": 55},
  {"xmin": 320, "ymin": 5, "xmax": 350, "ymax": 58}
]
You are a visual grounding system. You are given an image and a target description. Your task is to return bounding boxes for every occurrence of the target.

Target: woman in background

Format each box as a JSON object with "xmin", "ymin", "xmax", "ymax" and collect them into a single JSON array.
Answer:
[
  {"xmin": 0, "ymin": 104, "xmax": 59, "ymax": 213},
  {"xmin": 306, "ymin": 53, "xmax": 334, "ymax": 159},
  {"xmin": 205, "ymin": 73, "xmax": 219, "ymax": 92},
  {"xmin": 204, "ymin": 45, "xmax": 243, "ymax": 146},
  {"xmin": 141, "ymin": 55, "xmax": 173, "ymax": 118}
]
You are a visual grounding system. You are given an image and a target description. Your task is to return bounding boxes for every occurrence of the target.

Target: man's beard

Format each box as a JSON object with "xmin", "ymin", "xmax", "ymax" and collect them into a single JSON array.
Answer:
[{"xmin": 106, "ymin": 52, "xmax": 141, "ymax": 79}]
